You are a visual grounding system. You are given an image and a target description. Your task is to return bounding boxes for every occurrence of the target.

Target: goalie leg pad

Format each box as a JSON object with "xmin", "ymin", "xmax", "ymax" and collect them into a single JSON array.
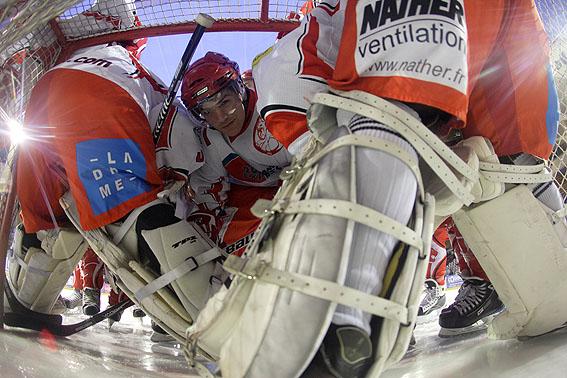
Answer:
[
  {"xmin": 452, "ymin": 185, "xmax": 567, "ymax": 338},
  {"xmin": 189, "ymin": 91, "xmax": 436, "ymax": 378},
  {"xmin": 140, "ymin": 218, "xmax": 224, "ymax": 321},
  {"xmin": 7, "ymin": 224, "xmax": 89, "ymax": 314},
  {"xmin": 60, "ymin": 193, "xmax": 222, "ymax": 342}
]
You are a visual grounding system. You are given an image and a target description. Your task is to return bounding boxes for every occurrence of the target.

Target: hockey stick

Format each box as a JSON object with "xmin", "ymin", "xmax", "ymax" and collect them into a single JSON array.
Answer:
[
  {"xmin": 3, "ymin": 279, "xmax": 134, "ymax": 336},
  {"xmin": 4, "ymin": 299, "xmax": 134, "ymax": 337},
  {"xmin": 152, "ymin": 13, "xmax": 215, "ymax": 144}
]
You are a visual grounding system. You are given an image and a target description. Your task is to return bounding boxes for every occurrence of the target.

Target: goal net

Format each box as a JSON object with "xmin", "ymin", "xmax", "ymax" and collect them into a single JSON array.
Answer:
[{"xmin": 0, "ymin": 0, "xmax": 566, "ymax": 266}]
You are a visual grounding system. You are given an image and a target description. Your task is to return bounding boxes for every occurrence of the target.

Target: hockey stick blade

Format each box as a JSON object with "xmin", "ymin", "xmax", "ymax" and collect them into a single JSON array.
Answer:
[
  {"xmin": 4, "ymin": 300, "xmax": 134, "ymax": 337},
  {"xmin": 152, "ymin": 13, "xmax": 215, "ymax": 144}
]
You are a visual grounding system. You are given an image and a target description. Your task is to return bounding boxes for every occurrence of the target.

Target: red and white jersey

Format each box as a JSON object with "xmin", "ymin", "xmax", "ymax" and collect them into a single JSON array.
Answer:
[
  {"xmin": 149, "ymin": 102, "xmax": 205, "ymax": 183},
  {"xmin": 17, "ymin": 44, "xmax": 166, "ymax": 232},
  {"xmin": 189, "ymin": 89, "xmax": 292, "ymax": 212},
  {"xmin": 56, "ymin": 44, "xmax": 166, "ymax": 116},
  {"xmin": 257, "ymin": 0, "xmax": 557, "ymax": 160},
  {"xmin": 253, "ymin": 0, "xmax": 341, "ymax": 155}
]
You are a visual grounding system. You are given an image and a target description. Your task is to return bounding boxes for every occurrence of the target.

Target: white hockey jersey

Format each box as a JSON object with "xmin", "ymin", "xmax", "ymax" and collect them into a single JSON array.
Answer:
[
  {"xmin": 149, "ymin": 102, "xmax": 205, "ymax": 183},
  {"xmin": 252, "ymin": 0, "xmax": 341, "ymax": 155}
]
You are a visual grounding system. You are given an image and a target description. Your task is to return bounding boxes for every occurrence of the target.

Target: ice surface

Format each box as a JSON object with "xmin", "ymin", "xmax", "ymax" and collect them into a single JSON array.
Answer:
[
  {"xmin": 383, "ymin": 289, "xmax": 567, "ymax": 378},
  {"xmin": 2, "ymin": 288, "xmax": 567, "ymax": 377}
]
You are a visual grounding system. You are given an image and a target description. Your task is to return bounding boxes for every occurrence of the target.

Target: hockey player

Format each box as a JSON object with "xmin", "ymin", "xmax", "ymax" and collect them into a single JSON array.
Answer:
[
  {"xmin": 180, "ymin": 52, "xmax": 293, "ymax": 256},
  {"xmin": 186, "ymin": 1, "xmax": 562, "ymax": 377},
  {"xmin": 438, "ymin": 219, "xmax": 504, "ymax": 336},
  {"xmin": 418, "ymin": 221, "xmax": 449, "ymax": 318},
  {"xmin": 7, "ymin": 0, "xmax": 165, "ymax": 323},
  {"xmin": 437, "ymin": 1, "xmax": 562, "ymax": 338},
  {"xmin": 76, "ymin": 248, "xmax": 125, "ymax": 320}
]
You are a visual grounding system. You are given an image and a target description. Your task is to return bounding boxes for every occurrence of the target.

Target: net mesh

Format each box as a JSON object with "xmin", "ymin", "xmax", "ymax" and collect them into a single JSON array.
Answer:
[{"xmin": 0, "ymin": 0, "xmax": 566, "ymax": 224}]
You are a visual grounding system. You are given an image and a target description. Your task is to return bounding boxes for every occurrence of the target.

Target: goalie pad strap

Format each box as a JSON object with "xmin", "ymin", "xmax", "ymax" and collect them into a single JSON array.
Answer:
[
  {"xmin": 313, "ymin": 92, "xmax": 475, "ymax": 205},
  {"xmin": 224, "ymin": 255, "xmax": 410, "ymax": 325},
  {"xmin": 481, "ymin": 171, "xmax": 551, "ymax": 184},
  {"xmin": 134, "ymin": 246, "xmax": 222, "ymax": 302},
  {"xmin": 329, "ymin": 89, "xmax": 478, "ymax": 182},
  {"xmin": 255, "ymin": 198, "xmax": 422, "ymax": 250},
  {"xmin": 479, "ymin": 161, "xmax": 547, "ymax": 174},
  {"xmin": 554, "ymin": 206, "xmax": 567, "ymax": 219},
  {"xmin": 9, "ymin": 250, "xmax": 51, "ymax": 277},
  {"xmin": 282, "ymin": 134, "xmax": 424, "ymax": 200}
]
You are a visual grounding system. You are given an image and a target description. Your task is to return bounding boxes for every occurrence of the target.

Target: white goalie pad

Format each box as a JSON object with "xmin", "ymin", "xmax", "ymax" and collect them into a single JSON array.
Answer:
[
  {"xmin": 452, "ymin": 185, "xmax": 567, "ymax": 339},
  {"xmin": 140, "ymin": 219, "xmax": 225, "ymax": 321},
  {"xmin": 7, "ymin": 225, "xmax": 89, "ymax": 314},
  {"xmin": 187, "ymin": 91, "xmax": 436, "ymax": 378},
  {"xmin": 59, "ymin": 194, "xmax": 223, "ymax": 342}
]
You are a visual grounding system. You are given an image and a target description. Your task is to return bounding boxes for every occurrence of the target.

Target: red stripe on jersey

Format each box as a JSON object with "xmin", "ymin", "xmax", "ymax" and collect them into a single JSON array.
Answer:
[{"xmin": 264, "ymin": 111, "xmax": 308, "ymax": 149}]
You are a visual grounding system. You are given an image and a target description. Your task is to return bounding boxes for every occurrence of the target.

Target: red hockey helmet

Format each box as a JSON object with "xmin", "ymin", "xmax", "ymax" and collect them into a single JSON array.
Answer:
[{"xmin": 181, "ymin": 52, "xmax": 242, "ymax": 111}]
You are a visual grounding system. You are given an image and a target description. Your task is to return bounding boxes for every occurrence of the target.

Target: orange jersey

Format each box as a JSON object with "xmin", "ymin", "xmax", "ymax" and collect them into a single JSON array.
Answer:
[
  {"xmin": 328, "ymin": 0, "xmax": 557, "ymax": 157},
  {"xmin": 330, "ymin": 0, "xmax": 468, "ymax": 120},
  {"xmin": 17, "ymin": 44, "xmax": 165, "ymax": 232},
  {"xmin": 463, "ymin": 0, "xmax": 558, "ymax": 158}
]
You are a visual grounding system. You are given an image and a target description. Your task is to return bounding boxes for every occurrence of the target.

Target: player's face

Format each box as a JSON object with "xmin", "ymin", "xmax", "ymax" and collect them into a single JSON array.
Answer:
[{"xmin": 198, "ymin": 88, "xmax": 245, "ymax": 137}]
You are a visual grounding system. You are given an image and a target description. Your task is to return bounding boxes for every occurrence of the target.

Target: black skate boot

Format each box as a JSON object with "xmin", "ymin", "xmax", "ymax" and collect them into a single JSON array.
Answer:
[
  {"xmin": 418, "ymin": 279, "xmax": 446, "ymax": 317},
  {"xmin": 82, "ymin": 288, "xmax": 101, "ymax": 316},
  {"xmin": 438, "ymin": 278, "xmax": 504, "ymax": 337},
  {"xmin": 318, "ymin": 324, "xmax": 374, "ymax": 378}
]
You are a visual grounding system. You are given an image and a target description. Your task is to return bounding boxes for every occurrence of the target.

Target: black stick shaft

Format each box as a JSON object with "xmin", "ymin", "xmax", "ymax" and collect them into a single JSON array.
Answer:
[{"xmin": 152, "ymin": 15, "xmax": 214, "ymax": 144}]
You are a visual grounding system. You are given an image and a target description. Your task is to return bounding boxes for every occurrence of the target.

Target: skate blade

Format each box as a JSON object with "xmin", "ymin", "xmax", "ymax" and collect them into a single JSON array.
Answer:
[{"xmin": 439, "ymin": 310, "xmax": 502, "ymax": 338}]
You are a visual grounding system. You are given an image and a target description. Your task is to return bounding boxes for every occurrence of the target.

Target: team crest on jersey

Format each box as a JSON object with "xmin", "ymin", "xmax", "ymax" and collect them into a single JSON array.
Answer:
[
  {"xmin": 76, "ymin": 138, "xmax": 151, "ymax": 215},
  {"xmin": 253, "ymin": 118, "xmax": 283, "ymax": 156}
]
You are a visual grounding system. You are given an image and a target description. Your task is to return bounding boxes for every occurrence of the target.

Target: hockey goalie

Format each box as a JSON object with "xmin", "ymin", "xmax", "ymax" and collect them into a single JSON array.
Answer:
[
  {"xmin": 186, "ymin": 0, "xmax": 565, "ymax": 377},
  {"xmin": 4, "ymin": 0, "xmax": 224, "ymax": 343}
]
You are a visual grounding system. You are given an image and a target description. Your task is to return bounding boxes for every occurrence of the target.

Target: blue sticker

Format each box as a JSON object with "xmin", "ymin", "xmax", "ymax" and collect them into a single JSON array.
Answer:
[{"xmin": 76, "ymin": 138, "xmax": 151, "ymax": 216}]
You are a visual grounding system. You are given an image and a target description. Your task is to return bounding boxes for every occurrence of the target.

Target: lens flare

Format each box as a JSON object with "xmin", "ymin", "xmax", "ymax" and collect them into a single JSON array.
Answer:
[{"xmin": 6, "ymin": 118, "xmax": 27, "ymax": 145}]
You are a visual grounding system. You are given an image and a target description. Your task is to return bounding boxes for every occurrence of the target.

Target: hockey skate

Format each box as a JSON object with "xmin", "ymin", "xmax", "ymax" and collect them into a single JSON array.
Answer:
[
  {"xmin": 439, "ymin": 279, "xmax": 504, "ymax": 337},
  {"xmin": 82, "ymin": 288, "xmax": 101, "ymax": 316},
  {"xmin": 132, "ymin": 306, "xmax": 145, "ymax": 318},
  {"xmin": 417, "ymin": 279, "xmax": 446, "ymax": 323}
]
